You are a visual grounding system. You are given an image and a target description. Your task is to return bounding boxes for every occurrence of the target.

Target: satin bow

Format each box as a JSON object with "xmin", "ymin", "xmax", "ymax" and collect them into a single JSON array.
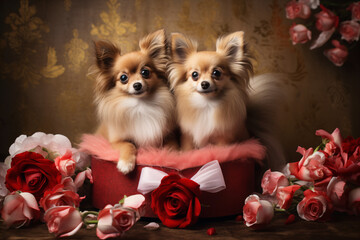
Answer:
[{"xmin": 137, "ymin": 160, "xmax": 226, "ymax": 194}]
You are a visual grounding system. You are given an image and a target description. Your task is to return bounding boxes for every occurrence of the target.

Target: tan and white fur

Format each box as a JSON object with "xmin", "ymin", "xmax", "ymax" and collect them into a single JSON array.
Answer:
[
  {"xmin": 169, "ymin": 31, "xmax": 285, "ymax": 170},
  {"xmin": 92, "ymin": 30, "xmax": 177, "ymax": 174}
]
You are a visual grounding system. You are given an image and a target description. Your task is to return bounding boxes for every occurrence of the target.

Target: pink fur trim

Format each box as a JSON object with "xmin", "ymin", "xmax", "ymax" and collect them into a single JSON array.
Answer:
[{"xmin": 79, "ymin": 134, "xmax": 265, "ymax": 171}]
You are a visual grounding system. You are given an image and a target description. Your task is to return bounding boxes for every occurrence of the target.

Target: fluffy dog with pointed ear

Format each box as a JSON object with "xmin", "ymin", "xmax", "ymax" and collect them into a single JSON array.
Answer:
[
  {"xmin": 168, "ymin": 31, "xmax": 252, "ymax": 150},
  {"xmin": 168, "ymin": 31, "xmax": 285, "ymax": 170},
  {"xmin": 92, "ymin": 29, "xmax": 177, "ymax": 174}
]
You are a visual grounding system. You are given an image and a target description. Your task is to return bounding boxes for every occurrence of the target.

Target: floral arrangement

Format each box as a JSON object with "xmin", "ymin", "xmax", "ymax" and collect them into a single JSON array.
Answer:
[
  {"xmin": 137, "ymin": 160, "xmax": 226, "ymax": 228},
  {"xmin": 1, "ymin": 129, "xmax": 359, "ymax": 237},
  {"xmin": 0, "ymin": 132, "xmax": 146, "ymax": 239},
  {"xmin": 242, "ymin": 128, "xmax": 360, "ymax": 228},
  {"xmin": 286, "ymin": 0, "xmax": 360, "ymax": 66}
]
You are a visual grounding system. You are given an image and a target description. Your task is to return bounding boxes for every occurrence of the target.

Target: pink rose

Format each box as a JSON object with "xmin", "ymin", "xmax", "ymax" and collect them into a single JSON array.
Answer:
[
  {"xmin": 55, "ymin": 150, "xmax": 76, "ymax": 177},
  {"xmin": 326, "ymin": 177, "xmax": 348, "ymax": 212},
  {"xmin": 315, "ymin": 5, "xmax": 339, "ymax": 32},
  {"xmin": 96, "ymin": 194, "xmax": 145, "ymax": 239},
  {"xmin": 276, "ymin": 185, "xmax": 301, "ymax": 209},
  {"xmin": 285, "ymin": 1, "xmax": 311, "ymax": 19},
  {"xmin": 324, "ymin": 40, "xmax": 348, "ymax": 67},
  {"xmin": 297, "ymin": 189, "xmax": 333, "ymax": 221},
  {"xmin": 288, "ymin": 147, "xmax": 332, "ymax": 185},
  {"xmin": 348, "ymin": 188, "xmax": 360, "ymax": 215},
  {"xmin": 316, "ymin": 128, "xmax": 342, "ymax": 152},
  {"xmin": 339, "ymin": 20, "xmax": 360, "ymax": 42},
  {"xmin": 1, "ymin": 191, "xmax": 40, "ymax": 228},
  {"xmin": 261, "ymin": 169, "xmax": 289, "ymax": 196},
  {"xmin": 39, "ymin": 183, "xmax": 83, "ymax": 211},
  {"xmin": 315, "ymin": 6, "xmax": 339, "ymax": 31},
  {"xmin": 96, "ymin": 205, "xmax": 138, "ymax": 239},
  {"xmin": 74, "ymin": 168, "xmax": 93, "ymax": 191},
  {"xmin": 44, "ymin": 206, "xmax": 83, "ymax": 237},
  {"xmin": 348, "ymin": 2, "xmax": 360, "ymax": 21},
  {"xmin": 289, "ymin": 24, "xmax": 312, "ymax": 44},
  {"xmin": 243, "ymin": 194, "xmax": 274, "ymax": 229}
]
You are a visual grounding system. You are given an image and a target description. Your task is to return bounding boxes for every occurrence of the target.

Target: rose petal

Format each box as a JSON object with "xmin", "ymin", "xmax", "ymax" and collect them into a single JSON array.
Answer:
[
  {"xmin": 123, "ymin": 194, "xmax": 145, "ymax": 210},
  {"xmin": 207, "ymin": 227, "xmax": 216, "ymax": 236},
  {"xmin": 144, "ymin": 222, "xmax": 160, "ymax": 231}
]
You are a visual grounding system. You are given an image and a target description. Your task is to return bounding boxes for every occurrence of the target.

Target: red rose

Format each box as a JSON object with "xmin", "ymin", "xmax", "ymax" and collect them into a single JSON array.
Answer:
[
  {"xmin": 151, "ymin": 174, "xmax": 201, "ymax": 228},
  {"xmin": 342, "ymin": 136, "xmax": 360, "ymax": 156},
  {"xmin": 5, "ymin": 151, "xmax": 62, "ymax": 201}
]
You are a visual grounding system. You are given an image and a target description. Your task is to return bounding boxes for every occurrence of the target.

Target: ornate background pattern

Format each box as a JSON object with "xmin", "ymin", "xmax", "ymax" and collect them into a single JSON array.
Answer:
[{"xmin": 1, "ymin": 0, "xmax": 359, "ymax": 162}]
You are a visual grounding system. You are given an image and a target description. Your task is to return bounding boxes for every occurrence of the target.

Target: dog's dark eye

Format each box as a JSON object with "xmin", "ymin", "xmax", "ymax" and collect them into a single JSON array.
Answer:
[
  {"xmin": 141, "ymin": 68, "xmax": 151, "ymax": 79},
  {"xmin": 191, "ymin": 71, "xmax": 199, "ymax": 81},
  {"xmin": 212, "ymin": 69, "xmax": 222, "ymax": 79},
  {"xmin": 120, "ymin": 74, "xmax": 128, "ymax": 84}
]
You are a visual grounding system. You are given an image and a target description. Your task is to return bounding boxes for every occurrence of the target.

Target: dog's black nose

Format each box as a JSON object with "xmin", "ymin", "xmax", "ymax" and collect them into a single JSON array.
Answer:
[
  {"xmin": 133, "ymin": 82, "xmax": 142, "ymax": 91},
  {"xmin": 201, "ymin": 81, "xmax": 210, "ymax": 90}
]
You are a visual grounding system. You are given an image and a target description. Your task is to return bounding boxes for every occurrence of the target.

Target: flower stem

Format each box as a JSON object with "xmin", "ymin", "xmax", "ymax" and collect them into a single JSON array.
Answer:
[{"xmin": 81, "ymin": 211, "xmax": 99, "ymax": 226}]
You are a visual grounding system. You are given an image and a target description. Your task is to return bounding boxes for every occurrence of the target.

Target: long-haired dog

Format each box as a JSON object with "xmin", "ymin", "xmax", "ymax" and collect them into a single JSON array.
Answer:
[
  {"xmin": 168, "ymin": 31, "xmax": 285, "ymax": 170},
  {"xmin": 91, "ymin": 29, "xmax": 176, "ymax": 174}
]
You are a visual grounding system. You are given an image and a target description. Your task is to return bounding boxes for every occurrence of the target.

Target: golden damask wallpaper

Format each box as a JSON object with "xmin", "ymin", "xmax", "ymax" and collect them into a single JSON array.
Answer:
[{"xmin": 0, "ymin": 0, "xmax": 359, "ymax": 162}]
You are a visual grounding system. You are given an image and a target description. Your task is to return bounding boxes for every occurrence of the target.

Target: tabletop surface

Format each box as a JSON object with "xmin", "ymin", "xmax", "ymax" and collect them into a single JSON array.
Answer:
[{"xmin": 1, "ymin": 212, "xmax": 359, "ymax": 240}]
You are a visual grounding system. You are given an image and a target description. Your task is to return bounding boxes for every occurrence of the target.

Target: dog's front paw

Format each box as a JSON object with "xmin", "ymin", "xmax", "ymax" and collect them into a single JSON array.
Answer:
[{"xmin": 116, "ymin": 156, "xmax": 136, "ymax": 174}]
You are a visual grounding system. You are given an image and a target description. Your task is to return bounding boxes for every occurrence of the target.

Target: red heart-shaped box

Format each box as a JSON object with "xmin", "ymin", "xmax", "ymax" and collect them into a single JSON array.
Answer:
[{"xmin": 81, "ymin": 135, "xmax": 265, "ymax": 218}]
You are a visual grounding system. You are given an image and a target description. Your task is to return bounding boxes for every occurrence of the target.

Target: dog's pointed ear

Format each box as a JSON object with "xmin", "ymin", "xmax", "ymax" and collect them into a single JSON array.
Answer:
[
  {"xmin": 216, "ymin": 31, "xmax": 252, "ymax": 85},
  {"xmin": 94, "ymin": 40, "xmax": 121, "ymax": 72},
  {"xmin": 139, "ymin": 29, "xmax": 167, "ymax": 72},
  {"xmin": 216, "ymin": 31, "xmax": 245, "ymax": 61},
  {"xmin": 171, "ymin": 33, "xmax": 198, "ymax": 63}
]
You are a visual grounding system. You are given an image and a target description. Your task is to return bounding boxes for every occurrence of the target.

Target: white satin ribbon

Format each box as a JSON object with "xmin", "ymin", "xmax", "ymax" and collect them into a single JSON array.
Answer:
[{"xmin": 137, "ymin": 160, "xmax": 226, "ymax": 195}]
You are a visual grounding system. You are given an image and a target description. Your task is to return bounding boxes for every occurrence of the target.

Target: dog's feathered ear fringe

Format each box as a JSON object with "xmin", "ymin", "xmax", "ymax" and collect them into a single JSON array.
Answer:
[
  {"xmin": 168, "ymin": 33, "xmax": 198, "ymax": 89},
  {"xmin": 139, "ymin": 29, "xmax": 168, "ymax": 74},
  {"xmin": 216, "ymin": 31, "xmax": 253, "ymax": 88},
  {"xmin": 170, "ymin": 33, "xmax": 198, "ymax": 63},
  {"xmin": 94, "ymin": 40, "xmax": 121, "ymax": 72},
  {"xmin": 92, "ymin": 41, "xmax": 121, "ymax": 98}
]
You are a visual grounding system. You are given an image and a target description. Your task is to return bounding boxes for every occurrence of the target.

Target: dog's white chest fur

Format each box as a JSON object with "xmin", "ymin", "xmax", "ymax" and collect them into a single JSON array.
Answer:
[
  {"xmin": 185, "ymin": 93, "xmax": 220, "ymax": 147},
  {"xmin": 104, "ymin": 94, "xmax": 172, "ymax": 147}
]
